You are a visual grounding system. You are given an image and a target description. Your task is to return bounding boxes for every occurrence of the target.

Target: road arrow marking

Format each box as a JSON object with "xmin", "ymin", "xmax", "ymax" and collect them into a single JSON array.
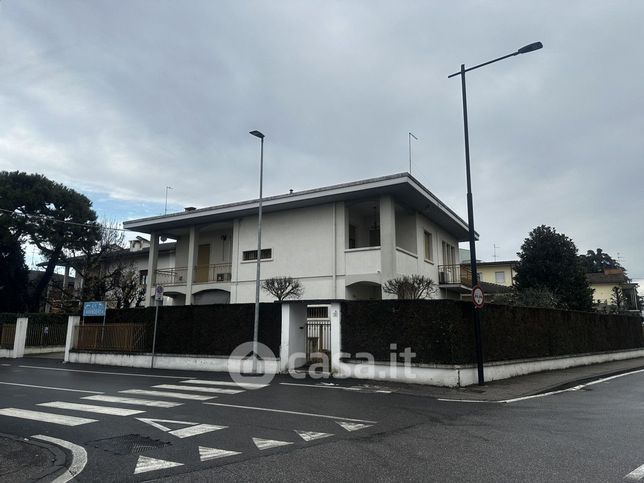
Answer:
[
  {"xmin": 134, "ymin": 456, "xmax": 183, "ymax": 474},
  {"xmin": 336, "ymin": 421, "xmax": 372, "ymax": 432},
  {"xmin": 252, "ymin": 437, "xmax": 293, "ymax": 450},
  {"xmin": 294, "ymin": 430, "xmax": 333, "ymax": 442},
  {"xmin": 199, "ymin": 446, "xmax": 241, "ymax": 461},
  {"xmin": 136, "ymin": 418, "xmax": 226, "ymax": 438}
]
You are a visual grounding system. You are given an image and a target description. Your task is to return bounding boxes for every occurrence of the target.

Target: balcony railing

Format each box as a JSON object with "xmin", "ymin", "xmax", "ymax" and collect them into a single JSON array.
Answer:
[
  {"xmin": 156, "ymin": 263, "xmax": 232, "ymax": 286},
  {"xmin": 438, "ymin": 264, "xmax": 472, "ymax": 287}
]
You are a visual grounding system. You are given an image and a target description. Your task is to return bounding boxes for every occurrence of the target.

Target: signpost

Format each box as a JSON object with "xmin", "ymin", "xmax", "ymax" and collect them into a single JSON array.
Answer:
[
  {"xmin": 472, "ymin": 285, "xmax": 485, "ymax": 309},
  {"xmin": 151, "ymin": 285, "xmax": 163, "ymax": 369},
  {"xmin": 83, "ymin": 300, "xmax": 108, "ymax": 342}
]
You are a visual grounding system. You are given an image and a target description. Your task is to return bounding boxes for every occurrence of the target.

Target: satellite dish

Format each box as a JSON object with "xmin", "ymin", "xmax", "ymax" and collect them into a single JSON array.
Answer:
[{"xmin": 160, "ymin": 236, "xmax": 167, "ymax": 242}]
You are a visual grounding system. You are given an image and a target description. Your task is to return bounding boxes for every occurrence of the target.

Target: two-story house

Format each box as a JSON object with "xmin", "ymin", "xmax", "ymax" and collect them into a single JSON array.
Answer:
[{"xmin": 123, "ymin": 173, "xmax": 475, "ymax": 306}]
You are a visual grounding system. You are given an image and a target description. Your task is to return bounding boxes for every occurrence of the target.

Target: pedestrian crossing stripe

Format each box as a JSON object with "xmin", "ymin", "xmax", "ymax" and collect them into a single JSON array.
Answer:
[
  {"xmin": 252, "ymin": 437, "xmax": 293, "ymax": 450},
  {"xmin": 134, "ymin": 456, "xmax": 183, "ymax": 474},
  {"xmin": 120, "ymin": 389, "xmax": 215, "ymax": 401},
  {"xmin": 199, "ymin": 446, "xmax": 241, "ymax": 461},
  {"xmin": 294, "ymin": 430, "xmax": 333, "ymax": 442},
  {"xmin": 0, "ymin": 408, "xmax": 97, "ymax": 426},
  {"xmin": 153, "ymin": 384, "xmax": 244, "ymax": 395},
  {"xmin": 336, "ymin": 421, "xmax": 372, "ymax": 431},
  {"xmin": 37, "ymin": 401, "xmax": 144, "ymax": 416},
  {"xmin": 82, "ymin": 395, "xmax": 182, "ymax": 408},
  {"xmin": 181, "ymin": 379, "xmax": 268, "ymax": 389}
]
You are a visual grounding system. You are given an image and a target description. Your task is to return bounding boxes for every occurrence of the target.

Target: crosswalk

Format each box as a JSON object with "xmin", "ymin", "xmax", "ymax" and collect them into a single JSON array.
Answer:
[{"xmin": 0, "ymin": 376, "xmax": 377, "ymax": 477}]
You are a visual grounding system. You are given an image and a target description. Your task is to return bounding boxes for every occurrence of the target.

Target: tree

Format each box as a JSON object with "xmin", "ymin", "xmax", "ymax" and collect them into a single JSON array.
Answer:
[
  {"xmin": 514, "ymin": 225, "xmax": 594, "ymax": 311},
  {"xmin": 0, "ymin": 171, "xmax": 99, "ymax": 311},
  {"xmin": 610, "ymin": 286, "xmax": 627, "ymax": 312},
  {"xmin": 383, "ymin": 274, "xmax": 437, "ymax": 300},
  {"xmin": 493, "ymin": 287, "xmax": 560, "ymax": 309},
  {"xmin": 111, "ymin": 266, "xmax": 146, "ymax": 309},
  {"xmin": 0, "ymin": 226, "xmax": 29, "ymax": 312},
  {"xmin": 261, "ymin": 276, "xmax": 304, "ymax": 301},
  {"xmin": 579, "ymin": 248, "xmax": 621, "ymax": 273}
]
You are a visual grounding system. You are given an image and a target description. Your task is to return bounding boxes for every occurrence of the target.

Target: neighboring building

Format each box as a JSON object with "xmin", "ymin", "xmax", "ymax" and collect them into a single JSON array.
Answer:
[
  {"xmin": 57, "ymin": 237, "xmax": 177, "ymax": 308},
  {"xmin": 123, "ymin": 173, "xmax": 476, "ymax": 306},
  {"xmin": 27, "ymin": 270, "xmax": 76, "ymax": 313},
  {"xmin": 587, "ymin": 268, "xmax": 640, "ymax": 311},
  {"xmin": 475, "ymin": 260, "xmax": 517, "ymax": 287}
]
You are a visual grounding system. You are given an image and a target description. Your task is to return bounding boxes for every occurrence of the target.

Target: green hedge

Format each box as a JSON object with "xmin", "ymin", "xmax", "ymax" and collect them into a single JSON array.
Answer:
[
  {"xmin": 0, "ymin": 313, "xmax": 70, "ymax": 325},
  {"xmin": 104, "ymin": 303, "xmax": 282, "ymax": 356},
  {"xmin": 340, "ymin": 300, "xmax": 643, "ymax": 364}
]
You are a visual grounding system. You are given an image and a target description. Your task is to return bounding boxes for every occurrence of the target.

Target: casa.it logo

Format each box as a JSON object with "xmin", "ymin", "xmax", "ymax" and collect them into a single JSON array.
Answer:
[{"xmin": 228, "ymin": 341, "xmax": 276, "ymax": 387}]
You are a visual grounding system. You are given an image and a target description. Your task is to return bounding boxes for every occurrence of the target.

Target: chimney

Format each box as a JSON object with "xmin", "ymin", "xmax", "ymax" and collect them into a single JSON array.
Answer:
[{"xmin": 184, "ymin": 206, "xmax": 196, "ymax": 212}]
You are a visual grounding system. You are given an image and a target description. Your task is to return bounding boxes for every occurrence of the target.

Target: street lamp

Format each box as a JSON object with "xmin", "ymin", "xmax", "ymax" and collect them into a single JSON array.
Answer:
[
  {"xmin": 249, "ymin": 130, "xmax": 265, "ymax": 374},
  {"xmin": 448, "ymin": 41, "xmax": 543, "ymax": 385}
]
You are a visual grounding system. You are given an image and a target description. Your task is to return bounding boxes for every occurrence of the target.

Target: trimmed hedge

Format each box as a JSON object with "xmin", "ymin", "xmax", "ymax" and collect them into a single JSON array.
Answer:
[
  {"xmin": 104, "ymin": 303, "xmax": 282, "ymax": 356},
  {"xmin": 0, "ymin": 313, "xmax": 69, "ymax": 325},
  {"xmin": 341, "ymin": 300, "xmax": 643, "ymax": 365}
]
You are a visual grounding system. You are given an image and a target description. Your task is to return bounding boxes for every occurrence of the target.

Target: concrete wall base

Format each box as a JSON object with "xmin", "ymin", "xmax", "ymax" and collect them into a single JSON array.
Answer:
[
  {"xmin": 336, "ymin": 348, "xmax": 644, "ymax": 387},
  {"xmin": 68, "ymin": 351, "xmax": 281, "ymax": 374},
  {"xmin": 24, "ymin": 346, "xmax": 66, "ymax": 355}
]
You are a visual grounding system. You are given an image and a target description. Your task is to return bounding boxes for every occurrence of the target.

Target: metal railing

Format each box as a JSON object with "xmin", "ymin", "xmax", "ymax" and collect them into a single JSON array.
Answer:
[
  {"xmin": 26, "ymin": 323, "xmax": 67, "ymax": 347},
  {"xmin": 0, "ymin": 324, "xmax": 15, "ymax": 349},
  {"xmin": 156, "ymin": 263, "xmax": 232, "ymax": 285},
  {"xmin": 74, "ymin": 324, "xmax": 147, "ymax": 352},
  {"xmin": 438, "ymin": 264, "xmax": 472, "ymax": 287}
]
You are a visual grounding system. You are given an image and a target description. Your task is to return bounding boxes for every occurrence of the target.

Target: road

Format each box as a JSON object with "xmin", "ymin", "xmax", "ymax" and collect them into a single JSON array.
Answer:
[{"xmin": 0, "ymin": 358, "xmax": 643, "ymax": 482}]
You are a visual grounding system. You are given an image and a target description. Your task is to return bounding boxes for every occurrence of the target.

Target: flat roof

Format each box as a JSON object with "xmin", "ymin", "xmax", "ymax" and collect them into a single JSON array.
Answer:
[{"xmin": 124, "ymin": 173, "xmax": 476, "ymax": 241}]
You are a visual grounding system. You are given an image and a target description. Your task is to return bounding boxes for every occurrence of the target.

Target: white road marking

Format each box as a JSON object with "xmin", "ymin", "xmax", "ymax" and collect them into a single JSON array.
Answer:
[
  {"xmin": 134, "ymin": 456, "xmax": 183, "ymax": 474},
  {"xmin": 37, "ymin": 401, "xmax": 144, "ymax": 416},
  {"xmin": 32, "ymin": 434, "xmax": 88, "ymax": 483},
  {"xmin": 152, "ymin": 384, "xmax": 243, "ymax": 395},
  {"xmin": 81, "ymin": 395, "xmax": 182, "ymax": 408},
  {"xmin": 0, "ymin": 408, "xmax": 97, "ymax": 426},
  {"xmin": 280, "ymin": 382, "xmax": 361, "ymax": 391},
  {"xmin": 137, "ymin": 417, "xmax": 227, "ymax": 438},
  {"xmin": 439, "ymin": 368, "xmax": 644, "ymax": 404},
  {"xmin": 625, "ymin": 463, "xmax": 644, "ymax": 481},
  {"xmin": 204, "ymin": 402, "xmax": 377, "ymax": 423},
  {"xmin": 252, "ymin": 437, "xmax": 293, "ymax": 450},
  {"xmin": 18, "ymin": 365, "xmax": 186, "ymax": 379},
  {"xmin": 199, "ymin": 446, "xmax": 241, "ymax": 461},
  {"xmin": 119, "ymin": 389, "xmax": 215, "ymax": 400},
  {"xmin": 0, "ymin": 381, "xmax": 103, "ymax": 394},
  {"xmin": 295, "ymin": 430, "xmax": 333, "ymax": 442},
  {"xmin": 336, "ymin": 421, "xmax": 372, "ymax": 432},
  {"xmin": 182, "ymin": 379, "xmax": 268, "ymax": 389},
  {"xmin": 1, "ymin": 363, "xmax": 10, "ymax": 367}
]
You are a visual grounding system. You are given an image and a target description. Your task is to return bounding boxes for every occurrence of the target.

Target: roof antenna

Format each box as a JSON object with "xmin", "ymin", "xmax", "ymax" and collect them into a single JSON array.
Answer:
[
  {"xmin": 408, "ymin": 132, "xmax": 418, "ymax": 174},
  {"xmin": 493, "ymin": 244, "xmax": 499, "ymax": 262}
]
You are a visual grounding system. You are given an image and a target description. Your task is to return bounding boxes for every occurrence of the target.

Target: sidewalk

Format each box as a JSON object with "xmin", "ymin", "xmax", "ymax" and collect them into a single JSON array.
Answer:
[
  {"xmin": 0, "ymin": 433, "xmax": 66, "ymax": 483},
  {"xmin": 378, "ymin": 356, "xmax": 644, "ymax": 401}
]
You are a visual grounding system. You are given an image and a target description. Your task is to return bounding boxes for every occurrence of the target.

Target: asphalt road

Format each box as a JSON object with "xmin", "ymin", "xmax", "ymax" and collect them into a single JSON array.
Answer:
[{"xmin": 1, "ymin": 358, "xmax": 643, "ymax": 482}]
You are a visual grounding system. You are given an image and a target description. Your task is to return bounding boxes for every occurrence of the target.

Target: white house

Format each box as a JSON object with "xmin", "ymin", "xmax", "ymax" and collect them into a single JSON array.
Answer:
[{"xmin": 123, "ymin": 173, "xmax": 475, "ymax": 306}]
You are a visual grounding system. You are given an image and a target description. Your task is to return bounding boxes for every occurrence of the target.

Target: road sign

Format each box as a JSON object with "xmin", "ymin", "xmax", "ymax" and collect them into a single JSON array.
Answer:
[
  {"xmin": 472, "ymin": 285, "xmax": 485, "ymax": 308},
  {"xmin": 155, "ymin": 285, "xmax": 164, "ymax": 302},
  {"xmin": 83, "ymin": 301, "xmax": 106, "ymax": 317}
]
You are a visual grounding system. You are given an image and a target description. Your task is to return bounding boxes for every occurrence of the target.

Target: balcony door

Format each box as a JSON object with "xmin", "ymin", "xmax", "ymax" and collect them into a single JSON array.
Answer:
[{"xmin": 195, "ymin": 244, "xmax": 210, "ymax": 283}]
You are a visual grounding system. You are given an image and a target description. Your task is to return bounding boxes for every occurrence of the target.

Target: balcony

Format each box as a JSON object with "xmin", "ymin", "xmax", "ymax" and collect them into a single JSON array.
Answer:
[
  {"xmin": 438, "ymin": 264, "xmax": 472, "ymax": 290},
  {"xmin": 156, "ymin": 263, "xmax": 232, "ymax": 286}
]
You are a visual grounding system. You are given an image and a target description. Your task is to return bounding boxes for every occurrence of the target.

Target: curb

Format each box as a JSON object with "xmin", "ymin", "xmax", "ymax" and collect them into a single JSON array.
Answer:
[
  {"xmin": 532, "ymin": 364, "xmax": 644, "ymax": 396},
  {"xmin": 0, "ymin": 432, "xmax": 72, "ymax": 483}
]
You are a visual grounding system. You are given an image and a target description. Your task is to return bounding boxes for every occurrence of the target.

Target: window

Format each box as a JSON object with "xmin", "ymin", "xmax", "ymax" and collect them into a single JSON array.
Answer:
[
  {"xmin": 495, "ymin": 271, "xmax": 506, "ymax": 284},
  {"xmin": 424, "ymin": 231, "xmax": 433, "ymax": 261},
  {"xmin": 442, "ymin": 241, "xmax": 456, "ymax": 266},
  {"xmin": 139, "ymin": 270, "xmax": 148, "ymax": 285},
  {"xmin": 349, "ymin": 224, "xmax": 357, "ymax": 249},
  {"xmin": 242, "ymin": 248, "xmax": 272, "ymax": 261}
]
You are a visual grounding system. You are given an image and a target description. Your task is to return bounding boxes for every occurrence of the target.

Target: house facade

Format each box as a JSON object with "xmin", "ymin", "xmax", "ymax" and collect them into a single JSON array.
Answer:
[
  {"xmin": 587, "ymin": 268, "xmax": 640, "ymax": 311},
  {"xmin": 123, "ymin": 174, "xmax": 474, "ymax": 306}
]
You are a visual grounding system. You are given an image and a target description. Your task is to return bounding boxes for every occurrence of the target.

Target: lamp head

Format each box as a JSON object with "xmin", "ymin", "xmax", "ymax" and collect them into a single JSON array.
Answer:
[
  {"xmin": 517, "ymin": 42, "xmax": 543, "ymax": 54},
  {"xmin": 249, "ymin": 130, "xmax": 265, "ymax": 139}
]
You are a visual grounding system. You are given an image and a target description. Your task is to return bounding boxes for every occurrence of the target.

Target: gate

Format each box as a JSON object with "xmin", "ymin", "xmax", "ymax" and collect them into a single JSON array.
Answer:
[{"xmin": 305, "ymin": 305, "xmax": 331, "ymax": 365}]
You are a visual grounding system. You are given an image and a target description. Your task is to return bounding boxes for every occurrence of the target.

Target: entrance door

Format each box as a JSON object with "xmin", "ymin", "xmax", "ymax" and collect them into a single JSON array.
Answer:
[
  {"xmin": 195, "ymin": 244, "xmax": 210, "ymax": 283},
  {"xmin": 305, "ymin": 305, "xmax": 331, "ymax": 366}
]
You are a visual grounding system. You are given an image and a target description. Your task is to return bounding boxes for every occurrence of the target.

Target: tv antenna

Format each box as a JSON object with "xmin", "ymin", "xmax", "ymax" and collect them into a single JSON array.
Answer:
[{"xmin": 408, "ymin": 132, "xmax": 418, "ymax": 174}]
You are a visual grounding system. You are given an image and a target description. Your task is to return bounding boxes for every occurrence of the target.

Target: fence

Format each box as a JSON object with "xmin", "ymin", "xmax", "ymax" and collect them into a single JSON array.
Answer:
[
  {"xmin": 25, "ymin": 322, "xmax": 67, "ymax": 347},
  {"xmin": 74, "ymin": 324, "xmax": 148, "ymax": 352},
  {"xmin": 0, "ymin": 324, "xmax": 16, "ymax": 349}
]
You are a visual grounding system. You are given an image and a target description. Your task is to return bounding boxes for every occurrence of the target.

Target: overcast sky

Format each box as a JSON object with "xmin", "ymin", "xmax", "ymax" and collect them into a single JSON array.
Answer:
[{"xmin": 1, "ymin": 1, "xmax": 642, "ymax": 289}]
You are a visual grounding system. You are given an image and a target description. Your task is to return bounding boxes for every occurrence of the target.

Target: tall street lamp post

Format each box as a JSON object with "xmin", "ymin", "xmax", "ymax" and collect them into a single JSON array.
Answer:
[
  {"xmin": 448, "ymin": 41, "xmax": 543, "ymax": 385},
  {"xmin": 249, "ymin": 130, "xmax": 265, "ymax": 374}
]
